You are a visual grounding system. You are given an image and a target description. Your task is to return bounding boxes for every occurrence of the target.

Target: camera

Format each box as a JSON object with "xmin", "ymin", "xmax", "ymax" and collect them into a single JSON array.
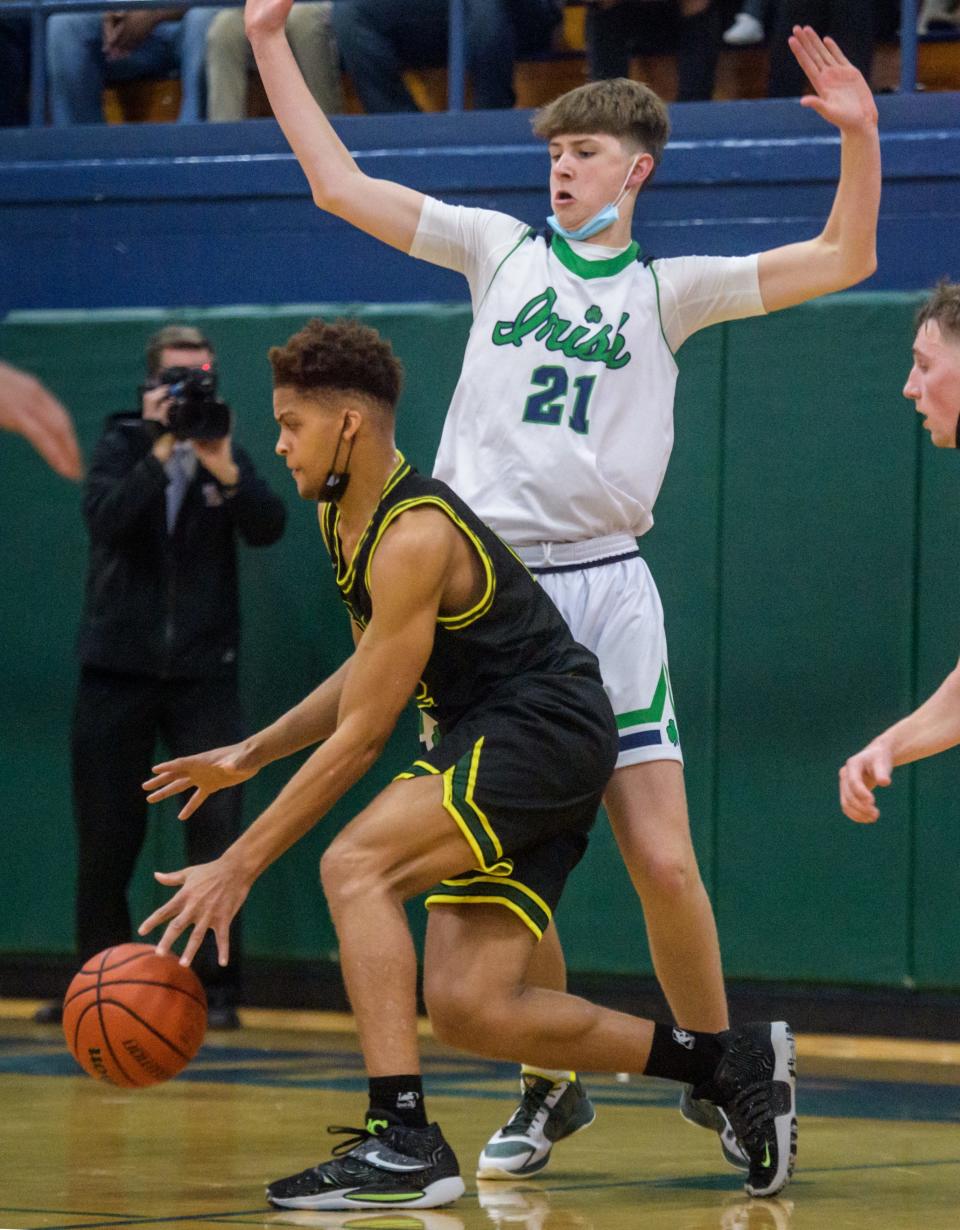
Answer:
[{"xmin": 157, "ymin": 364, "xmax": 231, "ymax": 441}]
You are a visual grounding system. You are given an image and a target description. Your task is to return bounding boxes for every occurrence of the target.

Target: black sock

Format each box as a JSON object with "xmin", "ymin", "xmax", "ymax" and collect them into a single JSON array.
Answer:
[
  {"xmin": 644, "ymin": 1023, "xmax": 724, "ymax": 1089},
  {"xmin": 367, "ymin": 1075, "xmax": 428, "ymax": 1129}
]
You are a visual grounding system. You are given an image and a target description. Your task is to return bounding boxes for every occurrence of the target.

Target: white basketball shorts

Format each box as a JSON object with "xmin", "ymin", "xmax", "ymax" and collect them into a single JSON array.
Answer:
[{"xmin": 516, "ymin": 534, "xmax": 683, "ymax": 770}]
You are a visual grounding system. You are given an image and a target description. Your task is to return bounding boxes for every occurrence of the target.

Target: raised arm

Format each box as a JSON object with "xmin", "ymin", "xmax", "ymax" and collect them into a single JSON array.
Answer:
[
  {"xmin": 839, "ymin": 660, "xmax": 960, "ymax": 823},
  {"xmin": 139, "ymin": 512, "xmax": 457, "ymax": 964},
  {"xmin": 0, "ymin": 362, "xmax": 82, "ymax": 480},
  {"xmin": 244, "ymin": 0, "xmax": 425, "ymax": 252},
  {"xmin": 757, "ymin": 27, "xmax": 880, "ymax": 313}
]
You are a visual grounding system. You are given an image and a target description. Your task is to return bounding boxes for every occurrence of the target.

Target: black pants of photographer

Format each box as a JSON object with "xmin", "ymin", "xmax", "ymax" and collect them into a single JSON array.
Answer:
[{"xmin": 72, "ymin": 667, "xmax": 245, "ymax": 1014}]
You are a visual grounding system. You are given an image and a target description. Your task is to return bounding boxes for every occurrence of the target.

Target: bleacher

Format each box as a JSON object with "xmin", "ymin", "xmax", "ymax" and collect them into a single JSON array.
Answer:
[{"xmin": 89, "ymin": 1, "xmax": 960, "ymax": 126}]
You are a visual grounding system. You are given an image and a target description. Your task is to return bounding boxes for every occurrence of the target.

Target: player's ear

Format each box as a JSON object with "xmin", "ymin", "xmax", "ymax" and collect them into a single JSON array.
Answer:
[
  {"xmin": 630, "ymin": 152, "xmax": 655, "ymax": 193},
  {"xmin": 342, "ymin": 405, "xmax": 363, "ymax": 441}
]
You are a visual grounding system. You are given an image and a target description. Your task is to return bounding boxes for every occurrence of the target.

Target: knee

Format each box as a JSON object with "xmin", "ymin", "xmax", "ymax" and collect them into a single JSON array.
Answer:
[
  {"xmin": 207, "ymin": 10, "xmax": 246, "ymax": 57},
  {"xmin": 425, "ymin": 978, "xmax": 491, "ymax": 1049},
  {"xmin": 636, "ymin": 849, "xmax": 702, "ymax": 900},
  {"xmin": 47, "ymin": 14, "xmax": 95, "ymax": 65},
  {"xmin": 319, "ymin": 834, "xmax": 389, "ymax": 911}
]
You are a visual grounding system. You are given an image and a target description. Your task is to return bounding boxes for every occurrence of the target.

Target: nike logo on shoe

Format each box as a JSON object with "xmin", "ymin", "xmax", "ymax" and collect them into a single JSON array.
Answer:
[{"xmin": 364, "ymin": 1150, "xmax": 429, "ymax": 1172}]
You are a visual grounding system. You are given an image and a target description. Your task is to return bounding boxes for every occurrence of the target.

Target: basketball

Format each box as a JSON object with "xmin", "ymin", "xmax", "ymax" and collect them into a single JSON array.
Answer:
[{"xmin": 62, "ymin": 943, "xmax": 207, "ymax": 1088}]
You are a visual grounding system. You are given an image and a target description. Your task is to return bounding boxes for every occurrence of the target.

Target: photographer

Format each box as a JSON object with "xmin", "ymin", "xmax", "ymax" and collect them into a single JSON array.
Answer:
[{"xmin": 37, "ymin": 325, "xmax": 286, "ymax": 1028}]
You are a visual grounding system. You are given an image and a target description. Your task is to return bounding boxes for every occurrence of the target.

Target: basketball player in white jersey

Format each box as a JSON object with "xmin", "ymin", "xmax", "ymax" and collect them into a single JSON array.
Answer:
[{"xmin": 245, "ymin": 0, "xmax": 880, "ymax": 1177}]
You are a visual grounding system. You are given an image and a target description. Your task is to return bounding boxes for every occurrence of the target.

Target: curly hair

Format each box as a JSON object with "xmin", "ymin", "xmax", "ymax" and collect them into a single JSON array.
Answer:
[
  {"xmin": 269, "ymin": 317, "xmax": 404, "ymax": 409},
  {"xmin": 916, "ymin": 281, "xmax": 960, "ymax": 346},
  {"xmin": 532, "ymin": 78, "xmax": 670, "ymax": 170}
]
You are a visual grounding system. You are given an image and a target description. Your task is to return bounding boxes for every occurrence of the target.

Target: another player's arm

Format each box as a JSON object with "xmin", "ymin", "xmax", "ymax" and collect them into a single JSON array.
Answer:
[
  {"xmin": 139, "ymin": 514, "xmax": 457, "ymax": 965},
  {"xmin": 839, "ymin": 659, "xmax": 960, "ymax": 823},
  {"xmin": 243, "ymin": 0, "xmax": 424, "ymax": 252},
  {"xmin": 756, "ymin": 27, "xmax": 880, "ymax": 312}
]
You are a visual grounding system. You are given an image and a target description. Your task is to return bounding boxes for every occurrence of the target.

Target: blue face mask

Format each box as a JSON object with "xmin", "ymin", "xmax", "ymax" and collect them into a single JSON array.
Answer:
[{"xmin": 547, "ymin": 156, "xmax": 640, "ymax": 243}]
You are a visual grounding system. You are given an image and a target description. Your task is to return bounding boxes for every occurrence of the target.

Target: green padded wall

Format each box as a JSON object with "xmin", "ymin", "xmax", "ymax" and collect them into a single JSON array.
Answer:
[{"xmin": 3, "ymin": 294, "xmax": 958, "ymax": 991}]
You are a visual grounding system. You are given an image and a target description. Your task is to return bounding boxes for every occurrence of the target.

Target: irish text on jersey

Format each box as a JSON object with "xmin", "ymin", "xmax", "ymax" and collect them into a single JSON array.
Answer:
[{"xmin": 491, "ymin": 288, "xmax": 632, "ymax": 370}]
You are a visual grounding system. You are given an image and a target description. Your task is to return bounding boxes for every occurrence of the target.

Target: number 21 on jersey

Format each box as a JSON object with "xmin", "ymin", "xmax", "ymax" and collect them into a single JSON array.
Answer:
[{"xmin": 522, "ymin": 365, "xmax": 596, "ymax": 435}]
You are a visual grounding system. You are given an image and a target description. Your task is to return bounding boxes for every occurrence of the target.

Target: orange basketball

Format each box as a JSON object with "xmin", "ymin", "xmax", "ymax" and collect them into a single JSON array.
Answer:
[{"xmin": 62, "ymin": 943, "xmax": 207, "ymax": 1088}]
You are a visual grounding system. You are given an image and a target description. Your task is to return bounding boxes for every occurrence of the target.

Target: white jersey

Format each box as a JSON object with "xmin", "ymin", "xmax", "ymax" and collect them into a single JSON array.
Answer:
[{"xmin": 411, "ymin": 197, "xmax": 765, "ymax": 545}]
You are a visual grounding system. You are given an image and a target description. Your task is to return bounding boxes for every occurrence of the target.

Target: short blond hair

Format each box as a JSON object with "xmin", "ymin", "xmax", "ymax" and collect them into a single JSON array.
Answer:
[
  {"xmin": 532, "ymin": 78, "xmax": 670, "ymax": 168},
  {"xmin": 145, "ymin": 325, "xmax": 212, "ymax": 376},
  {"xmin": 916, "ymin": 281, "xmax": 960, "ymax": 347}
]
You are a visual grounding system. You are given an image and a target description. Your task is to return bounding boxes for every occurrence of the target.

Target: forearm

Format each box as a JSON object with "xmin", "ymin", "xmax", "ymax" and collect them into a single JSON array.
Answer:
[
  {"xmin": 873, "ymin": 666, "xmax": 960, "ymax": 767},
  {"xmin": 230, "ymin": 719, "xmax": 384, "ymax": 879},
  {"xmin": 247, "ymin": 27, "xmax": 357, "ymax": 209},
  {"xmin": 817, "ymin": 124, "xmax": 880, "ymax": 284},
  {"xmin": 758, "ymin": 125, "xmax": 880, "ymax": 311},
  {"xmin": 245, "ymin": 658, "xmax": 353, "ymax": 765}
]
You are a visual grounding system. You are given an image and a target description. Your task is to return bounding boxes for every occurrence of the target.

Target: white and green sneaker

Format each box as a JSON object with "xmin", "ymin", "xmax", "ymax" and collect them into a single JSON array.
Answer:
[
  {"xmin": 476, "ymin": 1073, "xmax": 595, "ymax": 1179},
  {"xmin": 679, "ymin": 1083, "xmax": 750, "ymax": 1170}
]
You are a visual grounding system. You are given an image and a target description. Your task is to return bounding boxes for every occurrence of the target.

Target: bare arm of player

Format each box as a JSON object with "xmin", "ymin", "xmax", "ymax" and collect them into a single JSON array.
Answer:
[
  {"xmin": 757, "ymin": 27, "xmax": 880, "ymax": 313},
  {"xmin": 839, "ymin": 659, "xmax": 960, "ymax": 823},
  {"xmin": 143, "ymin": 656, "xmax": 357, "ymax": 818},
  {"xmin": 244, "ymin": 0, "xmax": 425, "ymax": 253},
  {"xmin": 138, "ymin": 514, "xmax": 458, "ymax": 967},
  {"xmin": 0, "ymin": 361, "xmax": 83, "ymax": 480}
]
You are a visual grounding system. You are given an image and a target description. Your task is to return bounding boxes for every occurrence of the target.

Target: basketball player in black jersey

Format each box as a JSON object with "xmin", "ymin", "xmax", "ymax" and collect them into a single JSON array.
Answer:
[{"xmin": 139, "ymin": 318, "xmax": 797, "ymax": 1210}]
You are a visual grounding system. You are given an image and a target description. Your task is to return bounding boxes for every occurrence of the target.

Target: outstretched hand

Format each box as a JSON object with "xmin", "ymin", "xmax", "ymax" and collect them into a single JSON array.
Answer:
[
  {"xmin": 244, "ymin": 0, "xmax": 294, "ymax": 39},
  {"xmin": 839, "ymin": 743, "xmax": 893, "ymax": 823},
  {"xmin": 138, "ymin": 857, "xmax": 251, "ymax": 968},
  {"xmin": 0, "ymin": 361, "xmax": 83, "ymax": 480},
  {"xmin": 143, "ymin": 742, "xmax": 258, "ymax": 820},
  {"xmin": 789, "ymin": 26, "xmax": 878, "ymax": 132}
]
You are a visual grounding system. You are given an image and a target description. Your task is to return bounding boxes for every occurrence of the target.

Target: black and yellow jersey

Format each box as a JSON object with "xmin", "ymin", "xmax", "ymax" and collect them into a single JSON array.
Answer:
[{"xmin": 319, "ymin": 453, "xmax": 603, "ymax": 734}]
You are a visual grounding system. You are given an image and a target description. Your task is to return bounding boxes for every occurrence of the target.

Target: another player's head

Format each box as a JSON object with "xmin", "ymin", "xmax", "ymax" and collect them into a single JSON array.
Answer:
[
  {"xmin": 269, "ymin": 318, "xmax": 403, "ymax": 501},
  {"xmin": 904, "ymin": 282, "xmax": 960, "ymax": 449},
  {"xmin": 532, "ymin": 78, "xmax": 670, "ymax": 242}
]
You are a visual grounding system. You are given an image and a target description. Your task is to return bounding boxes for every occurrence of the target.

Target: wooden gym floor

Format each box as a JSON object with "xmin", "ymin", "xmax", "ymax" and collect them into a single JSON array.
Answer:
[{"xmin": 2, "ymin": 1004, "xmax": 960, "ymax": 1230}]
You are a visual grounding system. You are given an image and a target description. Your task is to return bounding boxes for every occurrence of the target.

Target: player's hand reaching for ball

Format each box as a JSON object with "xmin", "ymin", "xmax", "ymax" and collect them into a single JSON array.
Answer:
[
  {"xmin": 139, "ymin": 855, "xmax": 251, "ymax": 968},
  {"xmin": 244, "ymin": 0, "xmax": 294, "ymax": 41},
  {"xmin": 839, "ymin": 742, "xmax": 893, "ymax": 823},
  {"xmin": 143, "ymin": 741, "xmax": 260, "ymax": 820},
  {"xmin": 788, "ymin": 26, "xmax": 878, "ymax": 133}
]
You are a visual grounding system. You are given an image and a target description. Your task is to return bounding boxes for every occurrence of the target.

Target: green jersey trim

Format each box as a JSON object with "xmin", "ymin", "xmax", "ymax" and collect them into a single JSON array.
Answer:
[
  {"xmin": 477, "ymin": 226, "xmax": 536, "ymax": 313},
  {"xmin": 550, "ymin": 233, "xmax": 640, "ymax": 281},
  {"xmin": 647, "ymin": 261, "xmax": 675, "ymax": 357}
]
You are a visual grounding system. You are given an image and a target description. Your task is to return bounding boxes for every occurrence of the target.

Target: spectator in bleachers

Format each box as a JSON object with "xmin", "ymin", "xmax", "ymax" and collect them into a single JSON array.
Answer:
[
  {"xmin": 586, "ymin": 0, "xmax": 723, "ymax": 102},
  {"xmin": 723, "ymin": 0, "xmax": 769, "ymax": 45},
  {"xmin": 0, "ymin": 10, "xmax": 30, "ymax": 125},
  {"xmin": 46, "ymin": 6, "xmax": 218, "ymax": 124},
  {"xmin": 206, "ymin": 0, "xmax": 341, "ymax": 121},
  {"xmin": 766, "ymin": 1, "xmax": 876, "ymax": 96},
  {"xmin": 331, "ymin": 0, "xmax": 562, "ymax": 112},
  {"xmin": 919, "ymin": 0, "xmax": 960, "ymax": 32}
]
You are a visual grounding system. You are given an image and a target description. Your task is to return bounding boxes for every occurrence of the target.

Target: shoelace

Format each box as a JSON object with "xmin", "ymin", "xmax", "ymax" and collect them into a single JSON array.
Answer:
[
  {"xmin": 327, "ymin": 1123, "xmax": 380, "ymax": 1157},
  {"xmin": 500, "ymin": 1079, "xmax": 553, "ymax": 1134}
]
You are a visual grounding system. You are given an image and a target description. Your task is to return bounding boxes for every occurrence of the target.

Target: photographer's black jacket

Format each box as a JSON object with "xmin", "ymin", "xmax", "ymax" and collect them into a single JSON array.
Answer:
[{"xmin": 77, "ymin": 412, "xmax": 286, "ymax": 679}]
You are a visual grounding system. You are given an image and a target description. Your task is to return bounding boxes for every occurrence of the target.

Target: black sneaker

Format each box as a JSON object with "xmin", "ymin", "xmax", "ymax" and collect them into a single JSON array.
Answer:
[
  {"xmin": 476, "ymin": 1073, "xmax": 595, "ymax": 1178},
  {"xmin": 679, "ymin": 1083, "xmax": 749, "ymax": 1170},
  {"xmin": 266, "ymin": 1113, "xmax": 465, "ymax": 1210},
  {"xmin": 695, "ymin": 1021, "xmax": 797, "ymax": 1198}
]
